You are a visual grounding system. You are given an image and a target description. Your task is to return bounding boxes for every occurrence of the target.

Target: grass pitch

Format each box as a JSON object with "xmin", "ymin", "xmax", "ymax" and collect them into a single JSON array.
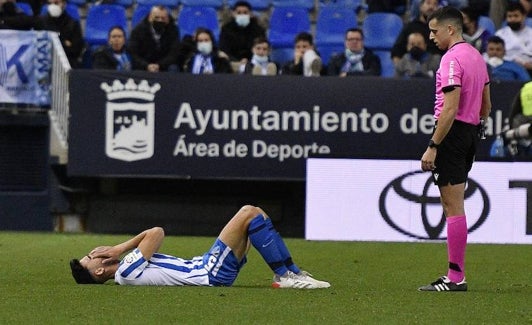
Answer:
[{"xmin": 0, "ymin": 231, "xmax": 530, "ymax": 324}]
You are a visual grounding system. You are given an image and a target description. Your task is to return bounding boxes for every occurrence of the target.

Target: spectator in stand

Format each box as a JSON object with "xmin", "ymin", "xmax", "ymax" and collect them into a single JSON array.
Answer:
[
  {"xmin": 92, "ymin": 26, "xmax": 132, "ymax": 71},
  {"xmin": 391, "ymin": 0, "xmax": 442, "ymax": 65},
  {"xmin": 494, "ymin": 2, "xmax": 532, "ymax": 77},
  {"xmin": 219, "ymin": 1, "xmax": 266, "ymax": 64},
  {"xmin": 35, "ymin": 0, "xmax": 83, "ymax": 68},
  {"xmin": 490, "ymin": 0, "xmax": 531, "ymax": 29},
  {"xmin": 461, "ymin": 6, "xmax": 492, "ymax": 53},
  {"xmin": 239, "ymin": 36, "xmax": 277, "ymax": 76},
  {"xmin": 367, "ymin": 0, "xmax": 407, "ymax": 14},
  {"xmin": 327, "ymin": 28, "xmax": 381, "ymax": 77},
  {"xmin": 484, "ymin": 35, "xmax": 531, "ymax": 82},
  {"xmin": 129, "ymin": 5, "xmax": 179, "ymax": 72},
  {"xmin": 395, "ymin": 31, "xmax": 440, "ymax": 78},
  {"xmin": 183, "ymin": 27, "xmax": 232, "ymax": 74},
  {"xmin": 280, "ymin": 32, "xmax": 322, "ymax": 76},
  {"xmin": 0, "ymin": 0, "xmax": 34, "ymax": 29}
]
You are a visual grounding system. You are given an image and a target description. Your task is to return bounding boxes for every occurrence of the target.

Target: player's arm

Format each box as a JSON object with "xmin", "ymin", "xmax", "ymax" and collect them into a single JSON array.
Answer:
[
  {"xmin": 431, "ymin": 87, "xmax": 461, "ymax": 144},
  {"xmin": 90, "ymin": 227, "xmax": 165, "ymax": 263},
  {"xmin": 479, "ymin": 84, "xmax": 492, "ymax": 120}
]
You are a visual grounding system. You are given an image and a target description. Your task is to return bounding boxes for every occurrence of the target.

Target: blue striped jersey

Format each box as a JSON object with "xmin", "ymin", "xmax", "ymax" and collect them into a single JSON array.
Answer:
[{"xmin": 114, "ymin": 248, "xmax": 210, "ymax": 286}]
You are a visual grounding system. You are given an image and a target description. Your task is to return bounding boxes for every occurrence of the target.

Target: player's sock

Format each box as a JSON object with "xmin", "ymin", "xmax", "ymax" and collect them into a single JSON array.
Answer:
[
  {"xmin": 264, "ymin": 217, "xmax": 301, "ymax": 274},
  {"xmin": 248, "ymin": 214, "xmax": 289, "ymax": 276},
  {"xmin": 446, "ymin": 215, "xmax": 467, "ymax": 283}
]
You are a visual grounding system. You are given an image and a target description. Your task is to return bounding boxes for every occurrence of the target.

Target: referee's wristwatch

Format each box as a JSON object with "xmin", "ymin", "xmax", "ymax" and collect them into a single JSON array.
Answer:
[{"xmin": 428, "ymin": 139, "xmax": 439, "ymax": 149}]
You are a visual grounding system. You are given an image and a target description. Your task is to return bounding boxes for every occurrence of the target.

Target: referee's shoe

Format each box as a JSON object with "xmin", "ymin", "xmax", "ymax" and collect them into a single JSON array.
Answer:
[{"xmin": 418, "ymin": 276, "xmax": 467, "ymax": 292}]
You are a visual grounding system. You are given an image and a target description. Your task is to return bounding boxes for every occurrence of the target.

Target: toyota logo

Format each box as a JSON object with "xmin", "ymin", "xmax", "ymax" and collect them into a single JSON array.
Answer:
[{"xmin": 379, "ymin": 171, "xmax": 490, "ymax": 240}]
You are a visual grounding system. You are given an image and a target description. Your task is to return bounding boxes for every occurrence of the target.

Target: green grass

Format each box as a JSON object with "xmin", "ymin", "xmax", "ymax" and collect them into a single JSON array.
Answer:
[{"xmin": 0, "ymin": 232, "xmax": 531, "ymax": 324}]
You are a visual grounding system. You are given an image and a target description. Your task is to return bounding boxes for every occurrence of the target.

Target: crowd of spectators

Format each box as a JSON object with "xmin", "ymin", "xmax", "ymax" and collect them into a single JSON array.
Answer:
[{"xmin": 1, "ymin": 0, "xmax": 531, "ymax": 81}]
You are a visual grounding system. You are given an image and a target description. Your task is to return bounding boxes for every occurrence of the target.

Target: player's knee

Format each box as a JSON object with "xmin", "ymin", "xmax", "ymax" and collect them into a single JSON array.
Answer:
[{"xmin": 239, "ymin": 205, "xmax": 263, "ymax": 219}]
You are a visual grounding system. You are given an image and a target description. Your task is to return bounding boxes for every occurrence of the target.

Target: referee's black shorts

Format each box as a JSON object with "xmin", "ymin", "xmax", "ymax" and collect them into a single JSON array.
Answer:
[{"xmin": 432, "ymin": 120, "xmax": 479, "ymax": 186}]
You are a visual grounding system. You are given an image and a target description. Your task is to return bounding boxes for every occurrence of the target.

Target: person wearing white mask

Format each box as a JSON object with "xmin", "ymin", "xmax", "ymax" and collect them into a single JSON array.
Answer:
[
  {"xmin": 184, "ymin": 27, "xmax": 232, "ymax": 74},
  {"xmin": 327, "ymin": 28, "xmax": 381, "ymax": 77},
  {"xmin": 35, "ymin": 0, "xmax": 83, "ymax": 67},
  {"xmin": 219, "ymin": 1, "xmax": 266, "ymax": 63},
  {"xmin": 484, "ymin": 35, "xmax": 531, "ymax": 82},
  {"xmin": 240, "ymin": 36, "xmax": 277, "ymax": 75}
]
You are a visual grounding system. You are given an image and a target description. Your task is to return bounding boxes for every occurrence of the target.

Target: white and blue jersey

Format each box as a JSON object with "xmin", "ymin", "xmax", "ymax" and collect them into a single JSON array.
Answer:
[{"xmin": 114, "ymin": 239, "xmax": 247, "ymax": 286}]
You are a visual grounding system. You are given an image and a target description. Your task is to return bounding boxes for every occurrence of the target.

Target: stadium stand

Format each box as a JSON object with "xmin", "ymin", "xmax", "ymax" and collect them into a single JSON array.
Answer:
[
  {"xmin": 178, "ymin": 5, "xmax": 220, "ymax": 41},
  {"xmin": 226, "ymin": 0, "xmax": 271, "ymax": 11},
  {"xmin": 268, "ymin": 6, "xmax": 310, "ymax": 65},
  {"xmin": 40, "ymin": 4, "xmax": 81, "ymax": 21},
  {"xmin": 84, "ymin": 4, "xmax": 127, "ymax": 46},
  {"xmin": 478, "ymin": 15, "xmax": 495, "ymax": 35},
  {"xmin": 136, "ymin": 0, "xmax": 180, "ymax": 9},
  {"xmin": 15, "ymin": 2, "xmax": 33, "ymax": 15},
  {"xmin": 179, "ymin": 0, "xmax": 224, "ymax": 9},
  {"xmin": 362, "ymin": 12, "xmax": 403, "ymax": 51},
  {"xmin": 373, "ymin": 50, "xmax": 395, "ymax": 77},
  {"xmin": 319, "ymin": 0, "xmax": 364, "ymax": 10},
  {"xmin": 315, "ymin": 6, "xmax": 357, "ymax": 65},
  {"xmin": 272, "ymin": 0, "xmax": 315, "ymax": 10},
  {"xmin": 268, "ymin": 6, "xmax": 310, "ymax": 48}
]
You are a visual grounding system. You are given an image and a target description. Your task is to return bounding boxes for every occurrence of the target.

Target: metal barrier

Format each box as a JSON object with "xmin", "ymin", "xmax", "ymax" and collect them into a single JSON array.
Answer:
[{"xmin": 48, "ymin": 33, "xmax": 71, "ymax": 164}]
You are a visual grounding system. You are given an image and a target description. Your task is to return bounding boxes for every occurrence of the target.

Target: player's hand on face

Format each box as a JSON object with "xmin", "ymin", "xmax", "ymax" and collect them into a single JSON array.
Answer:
[{"xmin": 89, "ymin": 246, "xmax": 121, "ymax": 264}]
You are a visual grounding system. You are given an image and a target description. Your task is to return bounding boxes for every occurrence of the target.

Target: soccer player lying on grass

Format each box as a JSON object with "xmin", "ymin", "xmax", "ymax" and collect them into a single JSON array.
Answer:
[{"xmin": 70, "ymin": 205, "xmax": 330, "ymax": 289}]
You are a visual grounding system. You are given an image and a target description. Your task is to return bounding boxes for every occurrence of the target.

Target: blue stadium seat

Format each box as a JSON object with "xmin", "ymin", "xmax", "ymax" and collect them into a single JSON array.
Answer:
[
  {"xmin": 179, "ymin": 0, "xmax": 223, "ymax": 9},
  {"xmin": 136, "ymin": 0, "xmax": 180, "ymax": 9},
  {"xmin": 178, "ymin": 6, "xmax": 219, "ymax": 41},
  {"xmin": 316, "ymin": 7, "xmax": 357, "ymax": 46},
  {"xmin": 41, "ymin": 4, "xmax": 80, "ymax": 21},
  {"xmin": 227, "ymin": 0, "xmax": 271, "ymax": 11},
  {"xmin": 272, "ymin": 0, "xmax": 314, "ymax": 10},
  {"xmin": 316, "ymin": 43, "xmax": 343, "ymax": 66},
  {"xmin": 362, "ymin": 12, "xmax": 403, "ymax": 51},
  {"xmin": 478, "ymin": 16, "xmax": 495, "ymax": 35},
  {"xmin": 68, "ymin": 0, "xmax": 88, "ymax": 7},
  {"xmin": 16, "ymin": 2, "xmax": 33, "ymax": 15},
  {"xmin": 112, "ymin": 0, "xmax": 134, "ymax": 8},
  {"xmin": 268, "ymin": 7, "xmax": 310, "ymax": 48},
  {"xmin": 319, "ymin": 0, "xmax": 363, "ymax": 10},
  {"xmin": 85, "ymin": 4, "xmax": 127, "ymax": 46},
  {"xmin": 131, "ymin": 4, "xmax": 152, "ymax": 28},
  {"xmin": 374, "ymin": 50, "xmax": 394, "ymax": 77},
  {"xmin": 270, "ymin": 48, "xmax": 293, "ymax": 66}
]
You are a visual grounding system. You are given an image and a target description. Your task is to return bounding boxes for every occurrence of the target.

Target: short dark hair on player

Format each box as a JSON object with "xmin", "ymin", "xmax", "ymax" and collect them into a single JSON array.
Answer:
[
  {"xmin": 428, "ymin": 6, "xmax": 464, "ymax": 29},
  {"xmin": 70, "ymin": 259, "xmax": 100, "ymax": 284}
]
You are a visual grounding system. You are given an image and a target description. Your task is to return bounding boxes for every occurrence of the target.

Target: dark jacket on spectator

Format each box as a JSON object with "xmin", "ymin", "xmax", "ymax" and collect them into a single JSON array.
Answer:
[
  {"xmin": 183, "ymin": 52, "xmax": 233, "ymax": 74},
  {"xmin": 391, "ymin": 18, "xmax": 443, "ymax": 60},
  {"xmin": 35, "ymin": 12, "xmax": 83, "ymax": 68},
  {"xmin": 92, "ymin": 45, "xmax": 132, "ymax": 70},
  {"xmin": 128, "ymin": 16, "xmax": 180, "ymax": 71},
  {"xmin": 219, "ymin": 18, "xmax": 266, "ymax": 61},
  {"xmin": 0, "ymin": 2, "xmax": 34, "ymax": 30},
  {"xmin": 327, "ymin": 49, "xmax": 382, "ymax": 76}
]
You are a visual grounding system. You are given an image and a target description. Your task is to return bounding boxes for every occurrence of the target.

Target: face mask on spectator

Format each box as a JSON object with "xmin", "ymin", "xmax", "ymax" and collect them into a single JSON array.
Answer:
[
  {"xmin": 47, "ymin": 3, "xmax": 63, "ymax": 18},
  {"xmin": 487, "ymin": 57, "xmax": 503, "ymax": 68},
  {"xmin": 409, "ymin": 46, "xmax": 425, "ymax": 61},
  {"xmin": 152, "ymin": 21, "xmax": 166, "ymax": 34},
  {"xmin": 507, "ymin": 22, "xmax": 521, "ymax": 31},
  {"xmin": 253, "ymin": 54, "xmax": 268, "ymax": 64},
  {"xmin": 197, "ymin": 41, "xmax": 213, "ymax": 55},
  {"xmin": 235, "ymin": 14, "xmax": 250, "ymax": 27}
]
